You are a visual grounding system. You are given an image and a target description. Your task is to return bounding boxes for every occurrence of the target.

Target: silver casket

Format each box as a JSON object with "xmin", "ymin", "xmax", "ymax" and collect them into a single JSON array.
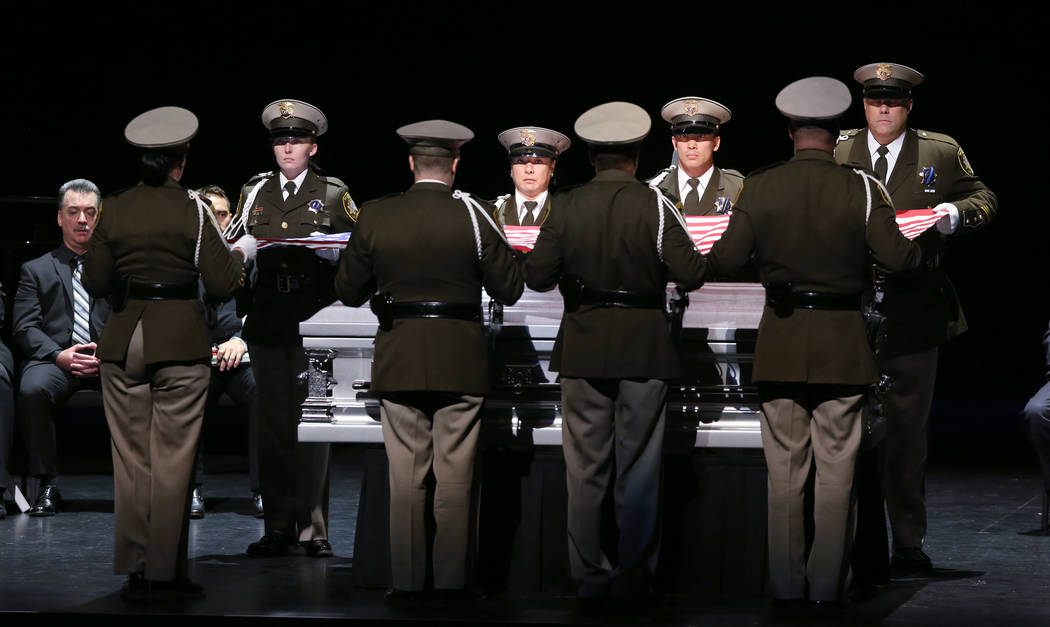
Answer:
[{"xmin": 297, "ymin": 282, "xmax": 765, "ymax": 450}]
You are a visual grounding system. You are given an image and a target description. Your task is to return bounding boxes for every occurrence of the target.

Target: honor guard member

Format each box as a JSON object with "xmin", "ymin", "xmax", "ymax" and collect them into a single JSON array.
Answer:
[
  {"xmin": 835, "ymin": 63, "xmax": 997, "ymax": 574},
  {"xmin": 335, "ymin": 120, "xmax": 523, "ymax": 598},
  {"xmin": 492, "ymin": 126, "xmax": 570, "ymax": 227},
  {"xmin": 649, "ymin": 97, "xmax": 743, "ymax": 216},
  {"xmin": 237, "ymin": 100, "xmax": 357, "ymax": 558},
  {"xmin": 525, "ymin": 102, "xmax": 707, "ymax": 605},
  {"xmin": 83, "ymin": 106, "xmax": 250, "ymax": 601},
  {"xmin": 709, "ymin": 78, "xmax": 922, "ymax": 611}
]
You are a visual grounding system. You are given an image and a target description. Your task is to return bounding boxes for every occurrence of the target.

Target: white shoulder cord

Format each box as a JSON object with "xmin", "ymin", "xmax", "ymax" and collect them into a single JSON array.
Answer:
[
  {"xmin": 852, "ymin": 168, "xmax": 892, "ymax": 225},
  {"xmin": 647, "ymin": 165, "xmax": 673, "ymax": 188},
  {"xmin": 187, "ymin": 189, "xmax": 207, "ymax": 267},
  {"xmin": 224, "ymin": 175, "xmax": 270, "ymax": 239},
  {"xmin": 453, "ymin": 189, "xmax": 511, "ymax": 261},
  {"xmin": 648, "ymin": 181, "xmax": 696, "ymax": 262},
  {"xmin": 493, "ymin": 193, "xmax": 512, "ymax": 225}
]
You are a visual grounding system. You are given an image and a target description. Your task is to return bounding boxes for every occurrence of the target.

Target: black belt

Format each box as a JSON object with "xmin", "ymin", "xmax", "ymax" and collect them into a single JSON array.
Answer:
[
  {"xmin": 578, "ymin": 287, "xmax": 665, "ymax": 309},
  {"xmin": 389, "ymin": 301, "xmax": 481, "ymax": 322},
  {"xmin": 766, "ymin": 290, "xmax": 860, "ymax": 311},
  {"xmin": 259, "ymin": 273, "xmax": 314, "ymax": 294},
  {"xmin": 127, "ymin": 282, "xmax": 197, "ymax": 300}
]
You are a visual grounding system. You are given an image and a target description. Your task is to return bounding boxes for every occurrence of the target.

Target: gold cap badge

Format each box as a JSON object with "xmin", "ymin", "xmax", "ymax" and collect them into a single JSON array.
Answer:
[
  {"xmin": 683, "ymin": 99, "xmax": 700, "ymax": 116},
  {"xmin": 279, "ymin": 102, "xmax": 295, "ymax": 118},
  {"xmin": 876, "ymin": 64, "xmax": 892, "ymax": 81},
  {"xmin": 519, "ymin": 129, "xmax": 536, "ymax": 146}
]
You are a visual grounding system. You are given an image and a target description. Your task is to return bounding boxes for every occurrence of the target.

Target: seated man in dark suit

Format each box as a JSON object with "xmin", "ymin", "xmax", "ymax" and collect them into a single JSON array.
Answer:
[
  {"xmin": 189, "ymin": 185, "xmax": 261, "ymax": 519},
  {"xmin": 1, "ymin": 283, "xmax": 15, "ymax": 519},
  {"xmin": 13, "ymin": 178, "xmax": 109, "ymax": 516}
]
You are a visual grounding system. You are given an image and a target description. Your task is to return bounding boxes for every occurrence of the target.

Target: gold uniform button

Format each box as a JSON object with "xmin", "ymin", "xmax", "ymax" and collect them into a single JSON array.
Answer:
[{"xmin": 281, "ymin": 221, "xmax": 288, "ymax": 229}]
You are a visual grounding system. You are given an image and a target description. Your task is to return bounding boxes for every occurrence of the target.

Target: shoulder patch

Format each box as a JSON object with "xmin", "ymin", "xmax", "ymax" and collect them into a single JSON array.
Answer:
[
  {"xmin": 957, "ymin": 147, "xmax": 975, "ymax": 176},
  {"xmin": 342, "ymin": 191, "xmax": 359, "ymax": 223}
]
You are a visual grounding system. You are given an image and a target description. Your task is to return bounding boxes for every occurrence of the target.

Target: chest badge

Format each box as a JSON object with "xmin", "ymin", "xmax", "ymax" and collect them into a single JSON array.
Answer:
[
  {"xmin": 919, "ymin": 166, "xmax": 937, "ymax": 192},
  {"xmin": 714, "ymin": 196, "xmax": 732, "ymax": 215},
  {"xmin": 307, "ymin": 199, "xmax": 324, "ymax": 213}
]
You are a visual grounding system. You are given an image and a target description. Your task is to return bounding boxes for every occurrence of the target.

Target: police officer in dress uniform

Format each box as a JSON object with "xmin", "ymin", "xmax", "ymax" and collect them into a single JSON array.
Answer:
[
  {"xmin": 708, "ymin": 78, "xmax": 922, "ymax": 611},
  {"xmin": 525, "ymin": 102, "xmax": 707, "ymax": 604},
  {"xmin": 335, "ymin": 120, "xmax": 523, "ymax": 598},
  {"xmin": 83, "ymin": 106, "xmax": 250, "ymax": 602},
  {"xmin": 492, "ymin": 127, "xmax": 570, "ymax": 228},
  {"xmin": 834, "ymin": 63, "xmax": 997, "ymax": 574},
  {"xmin": 649, "ymin": 97, "xmax": 743, "ymax": 216},
  {"xmin": 238, "ymin": 100, "xmax": 357, "ymax": 558}
]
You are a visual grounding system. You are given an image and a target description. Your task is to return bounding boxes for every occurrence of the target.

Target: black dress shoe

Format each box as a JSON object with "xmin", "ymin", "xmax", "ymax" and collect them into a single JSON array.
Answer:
[
  {"xmin": 121, "ymin": 573, "xmax": 205, "ymax": 603},
  {"xmin": 251, "ymin": 491, "xmax": 264, "ymax": 518},
  {"xmin": 246, "ymin": 530, "xmax": 296, "ymax": 557},
  {"xmin": 28, "ymin": 484, "xmax": 61, "ymax": 517},
  {"xmin": 189, "ymin": 488, "xmax": 205, "ymax": 519},
  {"xmin": 892, "ymin": 547, "xmax": 933, "ymax": 573},
  {"xmin": 300, "ymin": 539, "xmax": 333, "ymax": 557}
]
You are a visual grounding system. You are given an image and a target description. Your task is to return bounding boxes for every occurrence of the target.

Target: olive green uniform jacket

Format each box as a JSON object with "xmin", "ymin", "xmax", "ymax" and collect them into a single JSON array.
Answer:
[
  {"xmin": 492, "ymin": 193, "xmax": 552, "ymax": 227},
  {"xmin": 83, "ymin": 178, "xmax": 244, "ymax": 364},
  {"xmin": 709, "ymin": 150, "xmax": 923, "ymax": 385},
  {"xmin": 835, "ymin": 128, "xmax": 997, "ymax": 356},
  {"xmin": 236, "ymin": 170, "xmax": 357, "ymax": 343},
  {"xmin": 335, "ymin": 182, "xmax": 524, "ymax": 395},
  {"xmin": 650, "ymin": 164, "xmax": 744, "ymax": 216},
  {"xmin": 525, "ymin": 169, "xmax": 707, "ymax": 380}
]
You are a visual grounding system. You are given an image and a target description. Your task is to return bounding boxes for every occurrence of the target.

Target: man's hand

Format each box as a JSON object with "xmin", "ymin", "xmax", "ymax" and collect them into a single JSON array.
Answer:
[
  {"xmin": 56, "ymin": 342, "xmax": 100, "ymax": 377},
  {"xmin": 215, "ymin": 338, "xmax": 247, "ymax": 372},
  {"xmin": 933, "ymin": 203, "xmax": 960, "ymax": 234}
]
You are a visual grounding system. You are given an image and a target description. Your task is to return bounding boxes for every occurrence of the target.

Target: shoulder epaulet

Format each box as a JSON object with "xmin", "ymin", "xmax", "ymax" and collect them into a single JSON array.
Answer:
[
  {"xmin": 246, "ymin": 171, "xmax": 273, "ymax": 184},
  {"xmin": 745, "ymin": 161, "xmax": 785, "ymax": 178},
  {"xmin": 491, "ymin": 193, "xmax": 512, "ymax": 207},
  {"xmin": 646, "ymin": 165, "xmax": 675, "ymax": 186},
  {"xmin": 721, "ymin": 168, "xmax": 745, "ymax": 182},
  {"xmin": 836, "ymin": 128, "xmax": 862, "ymax": 145},
  {"xmin": 320, "ymin": 175, "xmax": 348, "ymax": 188},
  {"xmin": 361, "ymin": 191, "xmax": 401, "ymax": 207},
  {"xmin": 105, "ymin": 185, "xmax": 136, "ymax": 199},
  {"xmin": 914, "ymin": 129, "xmax": 959, "ymax": 147}
]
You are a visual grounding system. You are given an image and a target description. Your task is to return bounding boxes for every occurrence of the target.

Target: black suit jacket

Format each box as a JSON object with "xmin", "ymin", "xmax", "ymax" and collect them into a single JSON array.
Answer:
[{"xmin": 13, "ymin": 245, "xmax": 109, "ymax": 366}]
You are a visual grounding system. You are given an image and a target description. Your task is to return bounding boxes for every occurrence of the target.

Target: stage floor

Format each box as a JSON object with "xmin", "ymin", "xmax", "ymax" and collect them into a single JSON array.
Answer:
[{"xmin": 3, "ymin": 408, "xmax": 1050, "ymax": 626}]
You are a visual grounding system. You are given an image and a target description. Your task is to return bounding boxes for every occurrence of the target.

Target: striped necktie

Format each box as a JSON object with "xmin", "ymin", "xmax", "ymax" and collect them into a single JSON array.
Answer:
[{"xmin": 71, "ymin": 257, "xmax": 91, "ymax": 346}]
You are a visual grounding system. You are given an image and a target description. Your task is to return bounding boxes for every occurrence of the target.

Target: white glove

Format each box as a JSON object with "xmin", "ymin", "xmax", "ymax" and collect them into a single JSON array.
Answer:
[
  {"xmin": 933, "ymin": 203, "xmax": 959, "ymax": 235},
  {"xmin": 311, "ymin": 231, "xmax": 341, "ymax": 264},
  {"xmin": 232, "ymin": 234, "xmax": 257, "ymax": 263}
]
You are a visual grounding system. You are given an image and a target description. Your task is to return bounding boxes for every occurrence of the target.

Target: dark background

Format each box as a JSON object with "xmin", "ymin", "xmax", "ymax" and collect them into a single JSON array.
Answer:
[{"xmin": 1, "ymin": 2, "xmax": 1041, "ymax": 407}]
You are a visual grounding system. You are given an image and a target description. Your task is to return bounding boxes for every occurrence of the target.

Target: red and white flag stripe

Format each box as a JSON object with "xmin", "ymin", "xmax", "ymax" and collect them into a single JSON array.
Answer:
[{"xmin": 238, "ymin": 207, "xmax": 948, "ymax": 255}]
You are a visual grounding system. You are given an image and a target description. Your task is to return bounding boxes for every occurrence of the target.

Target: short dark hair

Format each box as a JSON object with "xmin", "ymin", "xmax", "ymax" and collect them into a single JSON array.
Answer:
[
  {"xmin": 412, "ymin": 154, "xmax": 455, "ymax": 177},
  {"xmin": 197, "ymin": 184, "xmax": 228, "ymax": 202},
  {"xmin": 587, "ymin": 143, "xmax": 640, "ymax": 171},
  {"xmin": 138, "ymin": 143, "xmax": 190, "ymax": 186}
]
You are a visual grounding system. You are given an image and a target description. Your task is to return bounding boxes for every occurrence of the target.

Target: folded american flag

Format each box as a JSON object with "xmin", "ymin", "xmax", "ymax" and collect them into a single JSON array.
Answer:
[
  {"xmin": 242, "ymin": 207, "xmax": 949, "ymax": 255},
  {"xmin": 687, "ymin": 206, "xmax": 951, "ymax": 254},
  {"xmin": 249, "ymin": 233, "xmax": 351, "ymax": 250}
]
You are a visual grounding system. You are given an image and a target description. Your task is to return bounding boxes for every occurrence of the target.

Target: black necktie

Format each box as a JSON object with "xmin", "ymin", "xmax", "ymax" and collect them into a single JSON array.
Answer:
[
  {"xmin": 521, "ymin": 200, "xmax": 538, "ymax": 226},
  {"xmin": 874, "ymin": 145, "xmax": 889, "ymax": 183},
  {"xmin": 683, "ymin": 178, "xmax": 700, "ymax": 214},
  {"xmin": 284, "ymin": 180, "xmax": 297, "ymax": 200}
]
